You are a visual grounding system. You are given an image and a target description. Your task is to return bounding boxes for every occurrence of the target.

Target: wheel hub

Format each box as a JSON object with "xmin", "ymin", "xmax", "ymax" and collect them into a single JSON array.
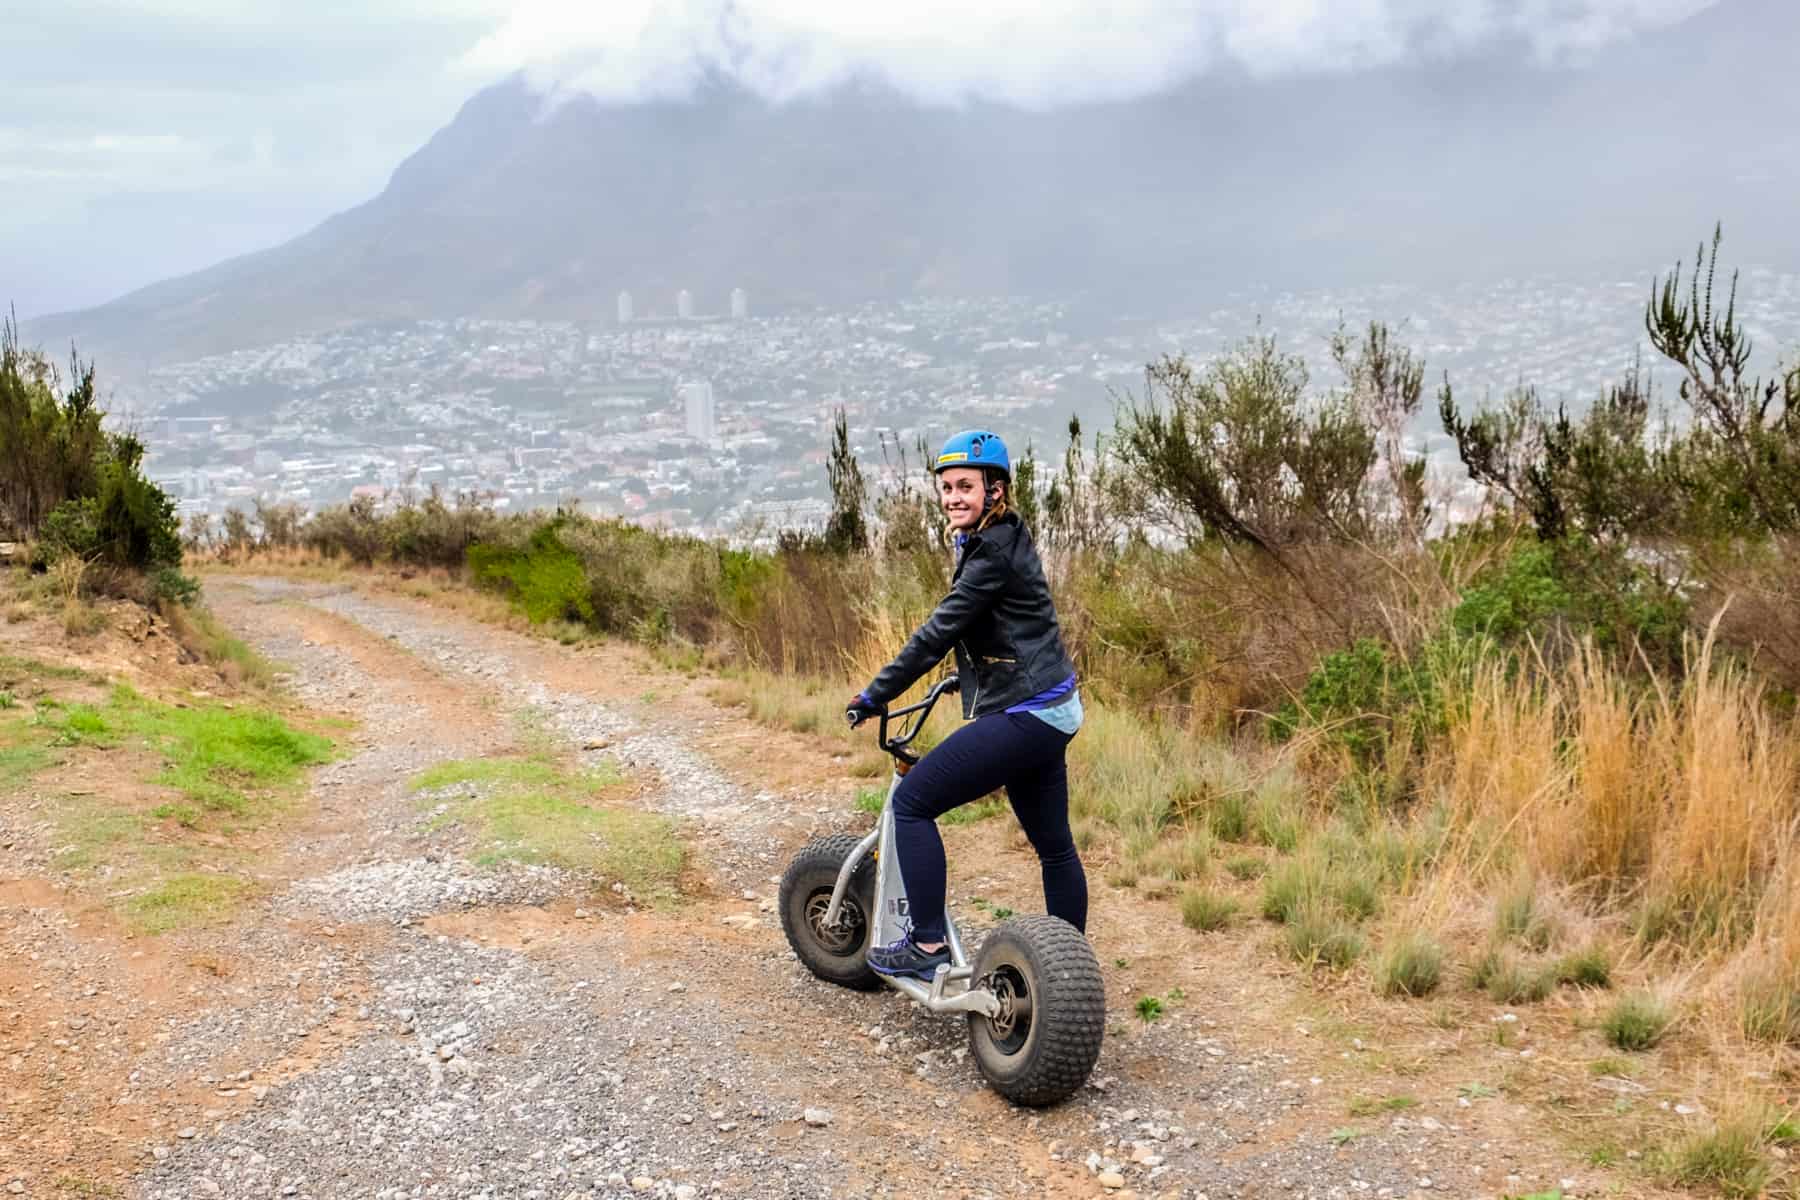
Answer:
[
  {"xmin": 983, "ymin": 967, "xmax": 1033, "ymax": 1043},
  {"xmin": 805, "ymin": 892, "xmax": 863, "ymax": 954}
]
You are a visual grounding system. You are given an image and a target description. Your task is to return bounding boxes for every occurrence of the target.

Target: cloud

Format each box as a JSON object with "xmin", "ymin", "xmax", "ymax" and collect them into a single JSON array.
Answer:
[{"xmin": 459, "ymin": 0, "xmax": 1718, "ymax": 108}]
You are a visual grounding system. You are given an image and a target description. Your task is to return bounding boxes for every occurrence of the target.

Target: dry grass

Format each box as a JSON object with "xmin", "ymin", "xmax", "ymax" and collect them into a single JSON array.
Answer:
[{"xmin": 1429, "ymin": 629, "xmax": 1800, "ymax": 956}]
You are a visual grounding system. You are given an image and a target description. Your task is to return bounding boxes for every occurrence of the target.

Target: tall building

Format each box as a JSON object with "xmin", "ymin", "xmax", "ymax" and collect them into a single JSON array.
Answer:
[
  {"xmin": 730, "ymin": 287, "xmax": 748, "ymax": 319},
  {"xmin": 680, "ymin": 380, "xmax": 716, "ymax": 444},
  {"xmin": 616, "ymin": 290, "xmax": 633, "ymax": 323},
  {"xmin": 676, "ymin": 289, "xmax": 693, "ymax": 320}
]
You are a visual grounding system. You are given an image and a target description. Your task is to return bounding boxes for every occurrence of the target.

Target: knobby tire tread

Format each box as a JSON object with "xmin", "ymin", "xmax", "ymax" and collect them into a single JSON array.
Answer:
[{"xmin": 973, "ymin": 914, "xmax": 1105, "ymax": 1106}]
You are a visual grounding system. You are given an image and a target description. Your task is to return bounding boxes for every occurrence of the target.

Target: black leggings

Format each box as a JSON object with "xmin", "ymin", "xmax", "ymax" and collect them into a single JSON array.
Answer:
[{"xmin": 891, "ymin": 711, "xmax": 1086, "ymax": 942}]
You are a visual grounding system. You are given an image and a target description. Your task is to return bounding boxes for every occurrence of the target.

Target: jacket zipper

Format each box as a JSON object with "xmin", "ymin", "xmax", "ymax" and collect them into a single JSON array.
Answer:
[{"xmin": 959, "ymin": 639, "xmax": 981, "ymax": 712}]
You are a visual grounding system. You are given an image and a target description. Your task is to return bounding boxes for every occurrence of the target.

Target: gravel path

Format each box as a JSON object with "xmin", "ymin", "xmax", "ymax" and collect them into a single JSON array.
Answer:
[{"xmin": 117, "ymin": 578, "xmax": 1602, "ymax": 1200}]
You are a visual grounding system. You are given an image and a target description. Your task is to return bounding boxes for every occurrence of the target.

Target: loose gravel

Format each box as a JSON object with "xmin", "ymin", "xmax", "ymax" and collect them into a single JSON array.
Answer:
[{"xmin": 116, "ymin": 578, "xmax": 1603, "ymax": 1200}]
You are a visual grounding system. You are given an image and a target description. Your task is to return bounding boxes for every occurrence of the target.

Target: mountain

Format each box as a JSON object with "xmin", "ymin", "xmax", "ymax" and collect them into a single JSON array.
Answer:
[{"xmin": 32, "ymin": 0, "xmax": 1800, "ymax": 365}]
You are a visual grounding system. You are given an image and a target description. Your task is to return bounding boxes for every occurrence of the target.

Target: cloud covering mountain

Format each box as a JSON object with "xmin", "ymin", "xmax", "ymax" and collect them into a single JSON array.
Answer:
[{"xmin": 25, "ymin": 0, "xmax": 1797, "ymax": 366}]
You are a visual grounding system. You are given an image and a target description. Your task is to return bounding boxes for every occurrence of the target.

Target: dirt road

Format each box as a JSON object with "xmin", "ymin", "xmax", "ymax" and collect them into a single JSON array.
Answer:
[{"xmin": 0, "ymin": 576, "xmax": 1623, "ymax": 1199}]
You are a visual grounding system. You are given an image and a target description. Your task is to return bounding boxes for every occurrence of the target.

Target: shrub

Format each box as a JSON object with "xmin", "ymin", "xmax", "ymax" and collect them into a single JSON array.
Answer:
[
  {"xmin": 303, "ymin": 494, "xmax": 387, "ymax": 565},
  {"xmin": 150, "ymin": 567, "xmax": 201, "ymax": 608},
  {"xmin": 1375, "ymin": 931, "xmax": 1444, "ymax": 998},
  {"xmin": 467, "ymin": 520, "xmax": 596, "ymax": 626},
  {"xmin": 1272, "ymin": 638, "xmax": 1436, "ymax": 767},
  {"xmin": 1602, "ymin": 991, "xmax": 1672, "ymax": 1051}
]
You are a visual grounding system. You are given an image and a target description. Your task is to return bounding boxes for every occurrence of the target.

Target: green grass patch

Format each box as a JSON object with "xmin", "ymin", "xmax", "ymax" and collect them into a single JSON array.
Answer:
[
  {"xmin": 1285, "ymin": 902, "xmax": 1366, "ymax": 969},
  {"xmin": 34, "ymin": 686, "xmax": 331, "ymax": 818},
  {"xmin": 1135, "ymin": 995, "xmax": 1164, "ymax": 1023},
  {"xmin": 1347, "ymin": 1094, "xmax": 1419, "ymax": 1117},
  {"xmin": 942, "ymin": 794, "xmax": 1007, "ymax": 826},
  {"xmin": 0, "ymin": 653, "xmax": 100, "ymax": 685},
  {"xmin": 1664, "ymin": 1117, "xmax": 1771, "ymax": 1199},
  {"xmin": 1375, "ymin": 931, "xmax": 1445, "ymax": 998},
  {"xmin": 1552, "ymin": 946, "xmax": 1613, "ymax": 990},
  {"xmin": 1472, "ymin": 948, "xmax": 1556, "ymax": 1005},
  {"xmin": 0, "ymin": 724, "xmax": 51, "ymax": 789},
  {"xmin": 1180, "ymin": 887, "xmax": 1238, "ymax": 932},
  {"xmin": 1144, "ymin": 826, "xmax": 1213, "ymax": 881},
  {"xmin": 413, "ymin": 753, "xmax": 684, "ymax": 902},
  {"xmin": 852, "ymin": 786, "xmax": 885, "ymax": 815},
  {"xmin": 1223, "ymin": 853, "xmax": 1266, "ymax": 881},
  {"xmin": 122, "ymin": 871, "xmax": 253, "ymax": 934},
  {"xmin": 1602, "ymin": 991, "xmax": 1672, "ymax": 1051}
]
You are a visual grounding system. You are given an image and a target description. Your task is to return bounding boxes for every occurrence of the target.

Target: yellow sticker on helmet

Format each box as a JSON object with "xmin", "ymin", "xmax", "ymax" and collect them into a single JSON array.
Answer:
[{"xmin": 936, "ymin": 451, "xmax": 969, "ymax": 465}]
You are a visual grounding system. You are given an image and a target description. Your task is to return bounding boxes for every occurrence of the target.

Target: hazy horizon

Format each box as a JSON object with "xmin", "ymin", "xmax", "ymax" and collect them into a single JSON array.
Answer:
[{"xmin": 9, "ymin": 0, "xmax": 1744, "ymax": 320}]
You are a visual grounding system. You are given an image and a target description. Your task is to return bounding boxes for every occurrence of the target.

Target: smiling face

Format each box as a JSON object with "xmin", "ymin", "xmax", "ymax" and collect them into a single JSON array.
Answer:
[{"xmin": 938, "ymin": 466, "xmax": 996, "ymax": 531}]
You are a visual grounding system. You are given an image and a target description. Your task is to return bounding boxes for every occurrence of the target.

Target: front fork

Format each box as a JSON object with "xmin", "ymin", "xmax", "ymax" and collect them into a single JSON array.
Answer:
[{"xmin": 819, "ymin": 770, "xmax": 993, "ymax": 1016}]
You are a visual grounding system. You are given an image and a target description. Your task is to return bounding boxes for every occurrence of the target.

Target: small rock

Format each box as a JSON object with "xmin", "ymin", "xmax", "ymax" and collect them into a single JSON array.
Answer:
[
  {"xmin": 1098, "ymin": 1170, "xmax": 1127, "ymax": 1190},
  {"xmin": 674, "ymin": 1188, "xmax": 699, "ymax": 1200},
  {"xmin": 804, "ymin": 1107, "xmax": 833, "ymax": 1127},
  {"xmin": 177, "ymin": 1127, "xmax": 199, "ymax": 1139},
  {"xmin": 631, "ymin": 1177, "xmax": 654, "ymax": 1192},
  {"xmin": 667, "ymin": 982, "xmax": 686, "ymax": 993}
]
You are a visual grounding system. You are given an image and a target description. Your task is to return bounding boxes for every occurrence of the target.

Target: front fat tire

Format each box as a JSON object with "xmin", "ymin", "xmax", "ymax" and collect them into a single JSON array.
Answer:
[
  {"xmin": 968, "ymin": 915, "xmax": 1106, "ymax": 1107},
  {"xmin": 778, "ymin": 833, "xmax": 881, "ymax": 991}
]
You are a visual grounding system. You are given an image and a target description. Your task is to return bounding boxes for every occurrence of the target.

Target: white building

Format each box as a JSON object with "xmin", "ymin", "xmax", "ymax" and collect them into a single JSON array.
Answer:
[
  {"xmin": 680, "ymin": 380, "xmax": 716, "ymax": 444},
  {"xmin": 676, "ymin": 289, "xmax": 693, "ymax": 320},
  {"xmin": 730, "ymin": 287, "xmax": 748, "ymax": 319},
  {"xmin": 616, "ymin": 291, "xmax": 633, "ymax": 323}
]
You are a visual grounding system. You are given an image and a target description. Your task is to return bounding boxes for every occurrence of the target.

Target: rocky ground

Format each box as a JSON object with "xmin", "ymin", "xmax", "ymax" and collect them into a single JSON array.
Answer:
[{"xmin": 0, "ymin": 576, "xmax": 1665, "ymax": 1199}]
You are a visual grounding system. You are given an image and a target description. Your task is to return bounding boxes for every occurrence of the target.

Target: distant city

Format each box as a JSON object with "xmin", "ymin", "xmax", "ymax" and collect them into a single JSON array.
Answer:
[{"xmin": 117, "ymin": 268, "xmax": 1800, "ymax": 541}]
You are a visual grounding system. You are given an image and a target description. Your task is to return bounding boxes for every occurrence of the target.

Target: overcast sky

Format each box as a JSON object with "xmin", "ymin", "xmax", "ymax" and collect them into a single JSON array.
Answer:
[{"xmin": 8, "ymin": 0, "xmax": 1715, "ymax": 318}]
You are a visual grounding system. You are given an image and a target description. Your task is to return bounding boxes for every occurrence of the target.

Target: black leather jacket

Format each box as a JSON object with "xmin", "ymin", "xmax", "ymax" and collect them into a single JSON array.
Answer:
[{"xmin": 863, "ymin": 512, "xmax": 1076, "ymax": 720}]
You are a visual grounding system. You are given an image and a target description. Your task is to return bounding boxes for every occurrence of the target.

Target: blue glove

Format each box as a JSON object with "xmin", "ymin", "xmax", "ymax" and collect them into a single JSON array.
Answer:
[{"xmin": 845, "ymin": 692, "xmax": 885, "ymax": 728}]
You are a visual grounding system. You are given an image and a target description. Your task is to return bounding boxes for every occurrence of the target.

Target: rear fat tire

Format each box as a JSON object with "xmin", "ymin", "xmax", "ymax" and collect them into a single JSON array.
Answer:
[
  {"xmin": 968, "ymin": 915, "xmax": 1105, "ymax": 1106},
  {"xmin": 778, "ymin": 833, "xmax": 881, "ymax": 991}
]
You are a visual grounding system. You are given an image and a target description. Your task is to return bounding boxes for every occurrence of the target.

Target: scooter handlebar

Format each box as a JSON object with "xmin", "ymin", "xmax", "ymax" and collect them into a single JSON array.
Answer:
[{"xmin": 876, "ymin": 675, "xmax": 959, "ymax": 757}]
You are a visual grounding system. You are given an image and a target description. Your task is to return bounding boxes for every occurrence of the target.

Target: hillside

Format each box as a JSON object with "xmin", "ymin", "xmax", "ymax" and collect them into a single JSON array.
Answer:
[{"xmin": 29, "ymin": 0, "xmax": 1800, "ymax": 366}]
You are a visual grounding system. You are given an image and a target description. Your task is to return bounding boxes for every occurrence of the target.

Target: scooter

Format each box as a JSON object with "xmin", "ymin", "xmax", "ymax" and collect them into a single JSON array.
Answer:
[{"xmin": 777, "ymin": 676, "xmax": 1105, "ymax": 1106}]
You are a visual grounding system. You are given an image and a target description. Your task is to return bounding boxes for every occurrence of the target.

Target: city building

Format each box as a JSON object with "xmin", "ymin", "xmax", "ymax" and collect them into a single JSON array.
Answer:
[
  {"xmin": 680, "ymin": 379, "xmax": 716, "ymax": 443},
  {"xmin": 676, "ymin": 289, "xmax": 693, "ymax": 320},
  {"xmin": 616, "ymin": 290, "xmax": 633, "ymax": 323},
  {"xmin": 730, "ymin": 287, "xmax": 748, "ymax": 319}
]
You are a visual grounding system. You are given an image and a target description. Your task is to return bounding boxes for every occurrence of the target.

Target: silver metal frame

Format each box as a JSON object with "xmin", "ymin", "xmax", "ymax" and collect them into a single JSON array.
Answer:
[{"xmin": 818, "ymin": 768, "xmax": 1000, "ymax": 1019}]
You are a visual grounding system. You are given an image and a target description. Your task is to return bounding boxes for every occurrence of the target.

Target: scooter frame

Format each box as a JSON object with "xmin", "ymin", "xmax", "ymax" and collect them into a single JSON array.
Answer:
[{"xmin": 819, "ymin": 677, "xmax": 1001, "ymax": 1020}]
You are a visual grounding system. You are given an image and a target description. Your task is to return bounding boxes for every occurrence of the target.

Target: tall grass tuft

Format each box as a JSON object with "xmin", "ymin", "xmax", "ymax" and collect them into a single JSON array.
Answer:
[
  {"xmin": 1375, "ymin": 931, "xmax": 1444, "ymax": 998},
  {"xmin": 1602, "ymin": 991, "xmax": 1673, "ymax": 1051}
]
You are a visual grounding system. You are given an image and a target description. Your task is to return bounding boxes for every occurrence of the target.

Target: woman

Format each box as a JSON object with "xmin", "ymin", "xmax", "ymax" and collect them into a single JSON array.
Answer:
[{"xmin": 846, "ymin": 429, "xmax": 1087, "ymax": 980}]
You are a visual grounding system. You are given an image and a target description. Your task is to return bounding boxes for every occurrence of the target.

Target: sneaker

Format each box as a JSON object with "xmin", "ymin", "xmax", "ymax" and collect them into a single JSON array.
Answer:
[{"xmin": 867, "ymin": 935, "xmax": 950, "ymax": 980}]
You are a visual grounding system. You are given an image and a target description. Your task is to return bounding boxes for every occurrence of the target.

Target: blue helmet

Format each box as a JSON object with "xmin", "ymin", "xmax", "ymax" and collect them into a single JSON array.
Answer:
[{"xmin": 933, "ymin": 430, "xmax": 1011, "ymax": 480}]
